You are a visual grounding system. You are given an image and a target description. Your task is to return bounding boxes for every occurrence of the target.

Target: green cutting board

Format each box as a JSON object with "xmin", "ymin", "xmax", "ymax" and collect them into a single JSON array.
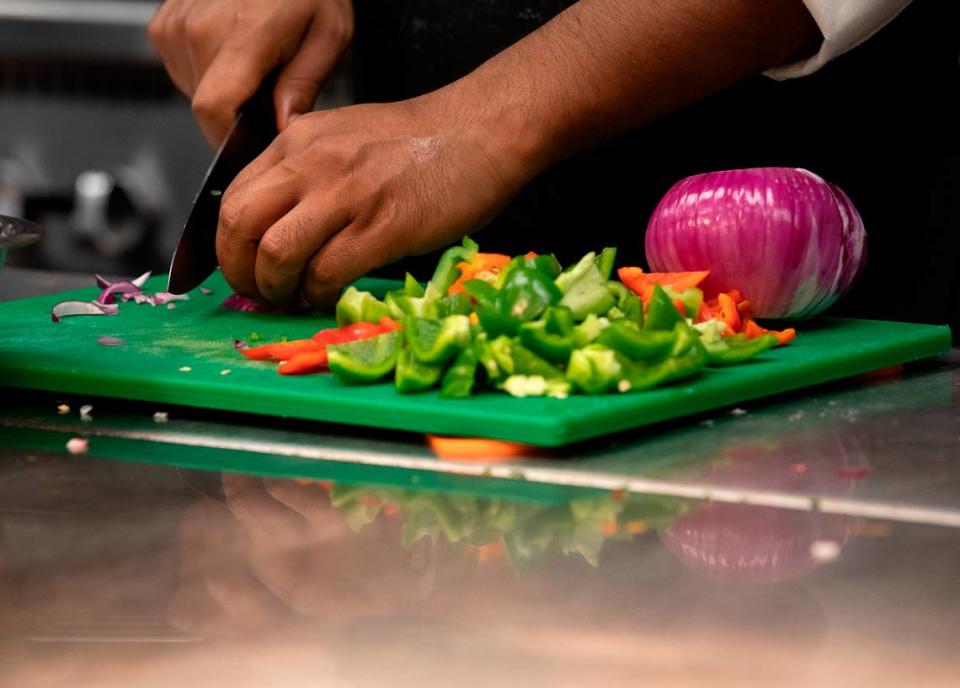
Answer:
[{"xmin": 0, "ymin": 273, "xmax": 951, "ymax": 446}]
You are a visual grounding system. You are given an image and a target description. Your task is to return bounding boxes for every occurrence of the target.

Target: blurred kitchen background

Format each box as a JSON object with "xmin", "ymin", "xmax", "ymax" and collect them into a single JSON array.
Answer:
[{"xmin": 0, "ymin": 0, "xmax": 350, "ymax": 277}]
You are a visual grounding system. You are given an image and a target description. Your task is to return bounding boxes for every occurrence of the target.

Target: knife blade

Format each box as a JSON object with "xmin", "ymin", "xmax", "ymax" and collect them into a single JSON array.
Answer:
[{"xmin": 167, "ymin": 80, "xmax": 278, "ymax": 294}]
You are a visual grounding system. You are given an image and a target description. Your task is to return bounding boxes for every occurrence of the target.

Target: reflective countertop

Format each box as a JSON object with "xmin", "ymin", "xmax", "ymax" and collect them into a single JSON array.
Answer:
[{"xmin": 2, "ymin": 267, "xmax": 959, "ymax": 686}]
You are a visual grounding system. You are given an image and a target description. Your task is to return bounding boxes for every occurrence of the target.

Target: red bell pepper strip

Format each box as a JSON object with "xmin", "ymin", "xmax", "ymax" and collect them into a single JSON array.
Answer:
[
  {"xmin": 278, "ymin": 350, "xmax": 330, "ymax": 375},
  {"xmin": 744, "ymin": 319, "xmax": 796, "ymax": 346},
  {"xmin": 618, "ymin": 267, "xmax": 710, "ymax": 305},
  {"xmin": 242, "ymin": 338, "xmax": 322, "ymax": 361},
  {"xmin": 244, "ymin": 317, "xmax": 402, "ymax": 372},
  {"xmin": 717, "ymin": 292, "xmax": 742, "ymax": 333}
]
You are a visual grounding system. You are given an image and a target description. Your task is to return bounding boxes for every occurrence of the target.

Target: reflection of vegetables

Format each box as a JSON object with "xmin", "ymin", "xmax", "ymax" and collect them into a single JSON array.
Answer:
[
  {"xmin": 326, "ymin": 483, "xmax": 691, "ymax": 573},
  {"xmin": 645, "ymin": 168, "xmax": 866, "ymax": 319}
]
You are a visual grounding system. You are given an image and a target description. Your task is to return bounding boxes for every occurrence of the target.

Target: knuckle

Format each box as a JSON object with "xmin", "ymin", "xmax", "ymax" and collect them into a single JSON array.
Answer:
[
  {"xmin": 146, "ymin": 15, "xmax": 164, "ymax": 44},
  {"xmin": 257, "ymin": 233, "xmax": 291, "ymax": 271},
  {"xmin": 183, "ymin": 15, "xmax": 208, "ymax": 42},
  {"xmin": 218, "ymin": 192, "xmax": 245, "ymax": 235}
]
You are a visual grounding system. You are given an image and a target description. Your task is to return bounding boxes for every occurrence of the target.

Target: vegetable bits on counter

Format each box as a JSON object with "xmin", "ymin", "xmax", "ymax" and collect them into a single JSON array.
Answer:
[{"xmin": 239, "ymin": 238, "xmax": 795, "ymax": 398}]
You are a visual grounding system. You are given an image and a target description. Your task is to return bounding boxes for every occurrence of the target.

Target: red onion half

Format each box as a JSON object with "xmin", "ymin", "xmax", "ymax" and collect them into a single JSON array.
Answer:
[{"xmin": 645, "ymin": 168, "xmax": 866, "ymax": 319}]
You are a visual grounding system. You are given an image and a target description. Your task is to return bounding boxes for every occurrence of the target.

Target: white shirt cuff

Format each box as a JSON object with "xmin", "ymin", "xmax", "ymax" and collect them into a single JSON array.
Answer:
[{"xmin": 765, "ymin": 0, "xmax": 913, "ymax": 80}]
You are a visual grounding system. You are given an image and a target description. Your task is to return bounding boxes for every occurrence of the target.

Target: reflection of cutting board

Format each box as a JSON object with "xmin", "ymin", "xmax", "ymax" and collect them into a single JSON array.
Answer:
[{"xmin": 0, "ymin": 274, "xmax": 951, "ymax": 446}]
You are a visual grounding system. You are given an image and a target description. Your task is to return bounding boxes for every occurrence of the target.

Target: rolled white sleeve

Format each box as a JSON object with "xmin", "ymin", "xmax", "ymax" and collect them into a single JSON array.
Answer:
[{"xmin": 765, "ymin": 0, "xmax": 912, "ymax": 80}]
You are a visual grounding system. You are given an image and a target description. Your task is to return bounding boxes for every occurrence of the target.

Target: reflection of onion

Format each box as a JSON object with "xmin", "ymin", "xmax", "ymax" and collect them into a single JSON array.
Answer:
[{"xmin": 661, "ymin": 503, "xmax": 847, "ymax": 585}]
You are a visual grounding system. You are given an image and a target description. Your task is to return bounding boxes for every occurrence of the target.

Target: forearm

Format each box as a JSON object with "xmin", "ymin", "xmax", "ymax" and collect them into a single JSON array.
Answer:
[{"xmin": 450, "ymin": 0, "xmax": 820, "ymax": 180}]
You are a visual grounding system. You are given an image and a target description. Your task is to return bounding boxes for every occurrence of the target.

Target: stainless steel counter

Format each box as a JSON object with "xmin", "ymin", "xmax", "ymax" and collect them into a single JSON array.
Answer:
[{"xmin": 2, "ymin": 267, "xmax": 959, "ymax": 686}]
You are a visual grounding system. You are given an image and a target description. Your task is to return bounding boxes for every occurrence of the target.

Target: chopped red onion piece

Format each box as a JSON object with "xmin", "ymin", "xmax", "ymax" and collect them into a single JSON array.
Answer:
[
  {"xmin": 234, "ymin": 339, "xmax": 248, "ymax": 350},
  {"xmin": 66, "ymin": 437, "xmax": 89, "ymax": 454},
  {"xmin": 96, "ymin": 280, "xmax": 142, "ymax": 305},
  {"xmin": 154, "ymin": 291, "xmax": 189, "ymax": 305},
  {"xmin": 132, "ymin": 270, "xmax": 152, "ymax": 288},
  {"xmin": 96, "ymin": 335, "xmax": 126, "ymax": 347},
  {"xmin": 52, "ymin": 300, "xmax": 118, "ymax": 322},
  {"xmin": 222, "ymin": 292, "xmax": 268, "ymax": 312},
  {"xmin": 199, "ymin": 287, "xmax": 213, "ymax": 295}
]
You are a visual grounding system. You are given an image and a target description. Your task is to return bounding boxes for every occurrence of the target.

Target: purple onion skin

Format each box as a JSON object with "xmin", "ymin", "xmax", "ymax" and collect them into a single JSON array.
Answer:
[{"xmin": 645, "ymin": 168, "xmax": 867, "ymax": 319}]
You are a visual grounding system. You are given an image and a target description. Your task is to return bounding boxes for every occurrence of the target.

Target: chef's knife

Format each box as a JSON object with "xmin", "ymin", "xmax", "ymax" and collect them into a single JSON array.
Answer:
[{"xmin": 167, "ymin": 79, "xmax": 278, "ymax": 294}]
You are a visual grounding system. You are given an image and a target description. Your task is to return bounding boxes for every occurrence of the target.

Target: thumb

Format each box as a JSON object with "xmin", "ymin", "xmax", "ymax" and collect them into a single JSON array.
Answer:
[{"xmin": 275, "ymin": 19, "xmax": 348, "ymax": 130}]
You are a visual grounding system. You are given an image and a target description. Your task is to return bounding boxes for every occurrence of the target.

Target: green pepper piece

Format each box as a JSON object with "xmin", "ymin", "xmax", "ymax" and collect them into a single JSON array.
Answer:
[
  {"xmin": 385, "ymin": 289, "xmax": 440, "ymax": 320},
  {"xmin": 574, "ymin": 313, "xmax": 610, "ymax": 345},
  {"xmin": 404, "ymin": 273, "xmax": 426, "ymax": 297},
  {"xmin": 429, "ymin": 237, "xmax": 478, "ymax": 296},
  {"xmin": 328, "ymin": 330, "xmax": 401, "ymax": 383},
  {"xmin": 335, "ymin": 287, "xmax": 392, "ymax": 326},
  {"xmin": 597, "ymin": 321, "xmax": 676, "ymax": 361},
  {"xmin": 404, "ymin": 315, "xmax": 471, "ymax": 364},
  {"xmin": 525, "ymin": 253, "xmax": 562, "ymax": 279},
  {"xmin": 607, "ymin": 281, "xmax": 644, "ymax": 326},
  {"xmin": 438, "ymin": 292, "xmax": 472, "ymax": 317},
  {"xmin": 463, "ymin": 279, "xmax": 499, "ymax": 310},
  {"xmin": 567, "ymin": 344, "xmax": 624, "ymax": 394},
  {"xmin": 474, "ymin": 334, "xmax": 504, "ymax": 381},
  {"xmin": 643, "ymin": 284, "xmax": 684, "ymax": 331},
  {"xmin": 704, "ymin": 333, "xmax": 779, "ymax": 365},
  {"xmin": 544, "ymin": 305, "xmax": 576, "ymax": 335},
  {"xmin": 595, "ymin": 247, "xmax": 617, "ymax": 280},
  {"xmin": 441, "ymin": 346, "xmax": 480, "ymax": 398},
  {"xmin": 501, "ymin": 375, "xmax": 572, "ymax": 399},
  {"xmin": 499, "ymin": 267, "xmax": 562, "ymax": 322},
  {"xmin": 556, "ymin": 252, "xmax": 616, "ymax": 320},
  {"xmin": 512, "ymin": 341, "xmax": 564, "ymax": 379},
  {"xmin": 494, "ymin": 255, "xmax": 526, "ymax": 290},
  {"xmin": 663, "ymin": 285, "xmax": 704, "ymax": 320},
  {"xmin": 488, "ymin": 336, "xmax": 516, "ymax": 377},
  {"xmin": 395, "ymin": 348, "xmax": 445, "ymax": 393},
  {"xmin": 518, "ymin": 320, "xmax": 576, "ymax": 364},
  {"xmin": 476, "ymin": 305, "xmax": 520, "ymax": 337},
  {"xmin": 623, "ymin": 340, "xmax": 706, "ymax": 391}
]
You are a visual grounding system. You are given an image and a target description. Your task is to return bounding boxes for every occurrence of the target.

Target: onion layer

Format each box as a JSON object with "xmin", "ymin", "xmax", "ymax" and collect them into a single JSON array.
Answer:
[{"xmin": 645, "ymin": 168, "xmax": 867, "ymax": 319}]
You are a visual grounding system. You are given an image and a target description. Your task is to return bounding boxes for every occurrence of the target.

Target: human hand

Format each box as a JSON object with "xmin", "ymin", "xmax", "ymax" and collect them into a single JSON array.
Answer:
[
  {"xmin": 215, "ymin": 88, "xmax": 535, "ymax": 306},
  {"xmin": 148, "ymin": 0, "xmax": 353, "ymax": 146}
]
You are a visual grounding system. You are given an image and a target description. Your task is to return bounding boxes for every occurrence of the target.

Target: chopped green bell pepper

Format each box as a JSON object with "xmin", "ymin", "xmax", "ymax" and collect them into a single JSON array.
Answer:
[
  {"xmin": 704, "ymin": 333, "xmax": 779, "ymax": 365},
  {"xmin": 438, "ymin": 292, "xmax": 472, "ymax": 317},
  {"xmin": 336, "ymin": 287, "xmax": 392, "ymax": 326},
  {"xmin": 623, "ymin": 340, "xmax": 706, "ymax": 392},
  {"xmin": 663, "ymin": 285, "xmax": 704, "ymax": 320},
  {"xmin": 499, "ymin": 267, "xmax": 562, "ymax": 322},
  {"xmin": 488, "ymin": 336, "xmax": 516, "ymax": 377},
  {"xmin": 525, "ymin": 253, "xmax": 562, "ymax": 279},
  {"xmin": 476, "ymin": 305, "xmax": 520, "ymax": 337},
  {"xmin": 512, "ymin": 341, "xmax": 565, "ymax": 379},
  {"xmin": 556, "ymin": 252, "xmax": 616, "ymax": 320},
  {"xmin": 463, "ymin": 279, "xmax": 499, "ymax": 310},
  {"xmin": 429, "ymin": 237, "xmax": 478, "ymax": 295},
  {"xmin": 567, "ymin": 344, "xmax": 625, "ymax": 394},
  {"xmin": 518, "ymin": 320, "xmax": 576, "ymax": 364},
  {"xmin": 395, "ymin": 348, "xmax": 445, "ymax": 393},
  {"xmin": 643, "ymin": 284, "xmax": 684, "ymax": 331},
  {"xmin": 404, "ymin": 273, "xmax": 425, "ymax": 297},
  {"xmin": 574, "ymin": 313, "xmax": 610, "ymax": 344},
  {"xmin": 595, "ymin": 247, "xmax": 617, "ymax": 280},
  {"xmin": 328, "ymin": 330, "xmax": 401, "ymax": 383},
  {"xmin": 607, "ymin": 281, "xmax": 644, "ymax": 326},
  {"xmin": 501, "ymin": 375, "xmax": 572, "ymax": 399},
  {"xmin": 404, "ymin": 315, "xmax": 471, "ymax": 364},
  {"xmin": 597, "ymin": 321, "xmax": 676, "ymax": 361},
  {"xmin": 441, "ymin": 346, "xmax": 480, "ymax": 398},
  {"xmin": 544, "ymin": 306, "xmax": 576, "ymax": 335}
]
